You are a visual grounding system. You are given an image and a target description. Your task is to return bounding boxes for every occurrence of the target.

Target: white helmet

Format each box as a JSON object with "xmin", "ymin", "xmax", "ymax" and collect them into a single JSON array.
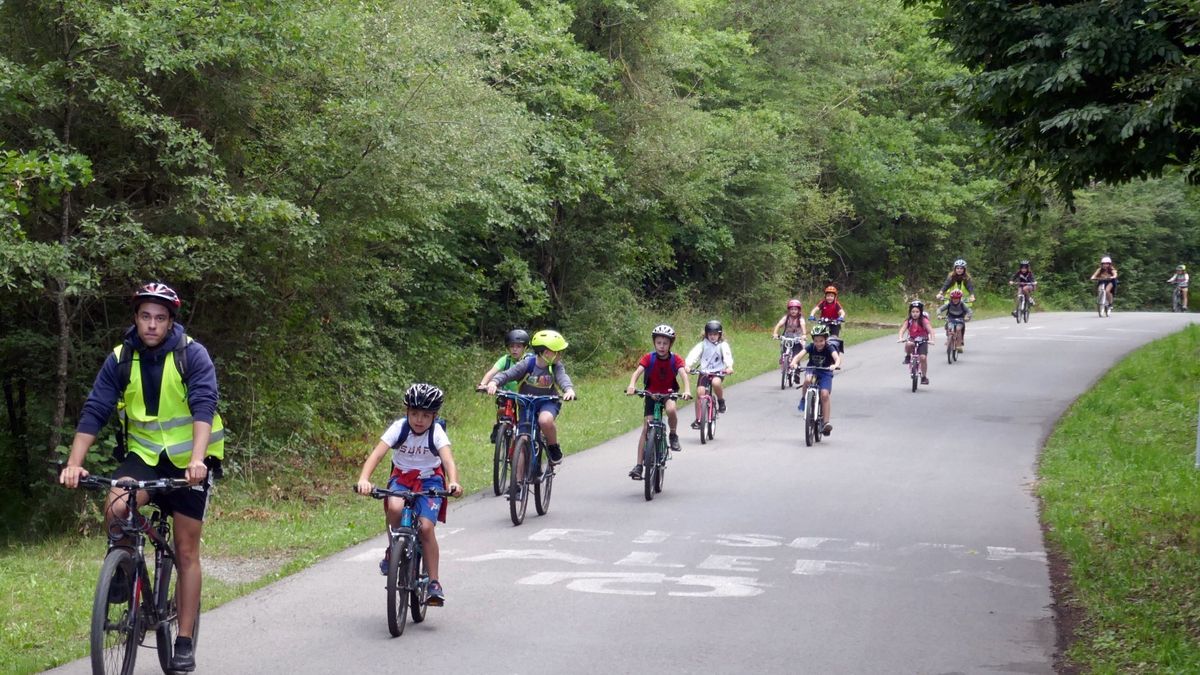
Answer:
[
  {"xmin": 651, "ymin": 324, "xmax": 676, "ymax": 342},
  {"xmin": 1100, "ymin": 256, "xmax": 1112, "ymax": 264}
]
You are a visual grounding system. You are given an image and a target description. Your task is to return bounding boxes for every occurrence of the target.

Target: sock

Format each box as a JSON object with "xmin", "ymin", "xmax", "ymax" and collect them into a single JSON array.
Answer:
[{"xmin": 175, "ymin": 636, "xmax": 193, "ymax": 649}]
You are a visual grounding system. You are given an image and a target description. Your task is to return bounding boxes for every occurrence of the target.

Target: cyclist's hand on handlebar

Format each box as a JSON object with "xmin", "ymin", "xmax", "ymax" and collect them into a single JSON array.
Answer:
[
  {"xmin": 355, "ymin": 480, "xmax": 373, "ymax": 495},
  {"xmin": 447, "ymin": 482, "xmax": 462, "ymax": 497},
  {"xmin": 625, "ymin": 385, "xmax": 636, "ymax": 396},
  {"xmin": 486, "ymin": 382, "xmax": 498, "ymax": 395},
  {"xmin": 681, "ymin": 392, "xmax": 693, "ymax": 400},
  {"xmin": 185, "ymin": 459, "xmax": 208, "ymax": 485},
  {"xmin": 968, "ymin": 295, "xmax": 976, "ymax": 303},
  {"xmin": 935, "ymin": 292, "xmax": 944, "ymax": 300},
  {"xmin": 723, "ymin": 368, "xmax": 733, "ymax": 375},
  {"xmin": 59, "ymin": 465, "xmax": 89, "ymax": 489},
  {"xmin": 562, "ymin": 389, "xmax": 577, "ymax": 401}
]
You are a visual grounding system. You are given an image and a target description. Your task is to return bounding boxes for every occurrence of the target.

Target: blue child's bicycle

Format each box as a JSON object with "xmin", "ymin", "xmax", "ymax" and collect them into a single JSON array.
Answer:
[
  {"xmin": 364, "ymin": 486, "xmax": 453, "ymax": 637},
  {"xmin": 485, "ymin": 390, "xmax": 562, "ymax": 525}
]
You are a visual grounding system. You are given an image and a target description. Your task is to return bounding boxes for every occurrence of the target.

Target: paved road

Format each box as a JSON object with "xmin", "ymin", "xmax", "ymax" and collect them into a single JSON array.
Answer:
[{"xmin": 49, "ymin": 312, "xmax": 1197, "ymax": 675}]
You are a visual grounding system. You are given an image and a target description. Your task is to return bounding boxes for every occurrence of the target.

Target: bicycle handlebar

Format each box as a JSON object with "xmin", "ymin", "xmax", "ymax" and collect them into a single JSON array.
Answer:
[
  {"xmin": 632, "ymin": 390, "xmax": 684, "ymax": 400},
  {"xmin": 362, "ymin": 487, "xmax": 455, "ymax": 501},
  {"xmin": 79, "ymin": 476, "xmax": 191, "ymax": 492},
  {"xmin": 689, "ymin": 369, "xmax": 726, "ymax": 376},
  {"xmin": 476, "ymin": 388, "xmax": 566, "ymax": 403},
  {"xmin": 898, "ymin": 337, "xmax": 929, "ymax": 343}
]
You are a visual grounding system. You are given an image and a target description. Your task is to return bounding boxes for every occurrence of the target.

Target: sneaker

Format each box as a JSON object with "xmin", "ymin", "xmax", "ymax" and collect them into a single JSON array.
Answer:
[
  {"xmin": 669, "ymin": 433, "xmax": 681, "ymax": 452},
  {"xmin": 378, "ymin": 548, "xmax": 390, "ymax": 576},
  {"xmin": 628, "ymin": 464, "xmax": 643, "ymax": 480},
  {"xmin": 1011, "ymin": 310, "xmax": 1018, "ymax": 318},
  {"xmin": 690, "ymin": 420, "xmax": 702, "ymax": 430},
  {"xmin": 169, "ymin": 638, "xmax": 196, "ymax": 672},
  {"xmin": 426, "ymin": 580, "xmax": 445, "ymax": 607},
  {"xmin": 822, "ymin": 423, "xmax": 833, "ymax": 436},
  {"xmin": 902, "ymin": 355, "xmax": 911, "ymax": 365},
  {"xmin": 717, "ymin": 399, "xmax": 726, "ymax": 413},
  {"xmin": 489, "ymin": 424, "xmax": 499, "ymax": 444},
  {"xmin": 546, "ymin": 444, "xmax": 563, "ymax": 464},
  {"xmin": 107, "ymin": 566, "xmax": 130, "ymax": 604},
  {"xmin": 921, "ymin": 376, "xmax": 929, "ymax": 385}
]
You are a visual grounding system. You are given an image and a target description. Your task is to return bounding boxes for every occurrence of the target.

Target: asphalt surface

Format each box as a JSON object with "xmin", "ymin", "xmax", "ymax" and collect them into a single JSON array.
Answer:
[{"xmin": 47, "ymin": 311, "xmax": 1198, "ymax": 675}]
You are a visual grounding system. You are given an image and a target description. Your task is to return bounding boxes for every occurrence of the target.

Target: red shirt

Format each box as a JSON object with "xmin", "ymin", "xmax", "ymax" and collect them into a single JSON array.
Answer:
[
  {"xmin": 638, "ymin": 352, "xmax": 686, "ymax": 393},
  {"xmin": 816, "ymin": 300, "xmax": 843, "ymax": 320}
]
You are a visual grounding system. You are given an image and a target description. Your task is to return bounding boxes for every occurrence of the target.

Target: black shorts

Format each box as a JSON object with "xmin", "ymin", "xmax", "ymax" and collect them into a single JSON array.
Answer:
[
  {"xmin": 643, "ymin": 396, "xmax": 676, "ymax": 418},
  {"xmin": 114, "ymin": 452, "xmax": 214, "ymax": 522},
  {"xmin": 909, "ymin": 340, "xmax": 929, "ymax": 356}
]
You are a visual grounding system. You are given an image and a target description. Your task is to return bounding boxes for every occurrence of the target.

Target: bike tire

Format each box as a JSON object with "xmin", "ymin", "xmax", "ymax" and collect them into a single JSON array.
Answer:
[
  {"xmin": 911, "ymin": 370, "xmax": 918, "ymax": 392},
  {"xmin": 491, "ymin": 424, "xmax": 509, "ymax": 497},
  {"xmin": 706, "ymin": 407, "xmax": 715, "ymax": 441},
  {"xmin": 92, "ymin": 548, "xmax": 141, "ymax": 675},
  {"xmin": 698, "ymin": 400, "xmax": 707, "ymax": 445},
  {"xmin": 1022, "ymin": 303, "xmax": 1030, "ymax": 322},
  {"xmin": 946, "ymin": 338, "xmax": 954, "ymax": 365},
  {"xmin": 780, "ymin": 364, "xmax": 787, "ymax": 390},
  {"xmin": 534, "ymin": 443, "xmax": 553, "ymax": 516},
  {"xmin": 643, "ymin": 429, "xmax": 657, "ymax": 501},
  {"xmin": 386, "ymin": 537, "xmax": 409, "ymax": 637},
  {"xmin": 154, "ymin": 549, "xmax": 199, "ymax": 675},
  {"xmin": 409, "ymin": 549, "xmax": 428, "ymax": 624},
  {"xmin": 509, "ymin": 437, "xmax": 530, "ymax": 526},
  {"xmin": 653, "ymin": 437, "xmax": 666, "ymax": 494},
  {"xmin": 804, "ymin": 392, "xmax": 815, "ymax": 447}
]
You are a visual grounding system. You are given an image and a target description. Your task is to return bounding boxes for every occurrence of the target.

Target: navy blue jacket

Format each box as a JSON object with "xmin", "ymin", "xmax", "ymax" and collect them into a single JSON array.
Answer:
[{"xmin": 76, "ymin": 323, "xmax": 220, "ymax": 435}]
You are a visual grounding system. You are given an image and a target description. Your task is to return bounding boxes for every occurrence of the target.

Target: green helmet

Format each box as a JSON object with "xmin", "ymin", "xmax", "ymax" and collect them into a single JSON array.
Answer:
[
  {"xmin": 810, "ymin": 324, "xmax": 830, "ymax": 337},
  {"xmin": 530, "ymin": 329, "xmax": 568, "ymax": 353}
]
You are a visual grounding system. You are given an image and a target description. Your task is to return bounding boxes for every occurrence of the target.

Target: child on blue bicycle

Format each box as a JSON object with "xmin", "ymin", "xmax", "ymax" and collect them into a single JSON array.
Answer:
[
  {"xmin": 685, "ymin": 320, "xmax": 733, "ymax": 424},
  {"xmin": 626, "ymin": 324, "xmax": 692, "ymax": 479},
  {"xmin": 790, "ymin": 324, "xmax": 842, "ymax": 435},
  {"xmin": 486, "ymin": 329, "xmax": 577, "ymax": 466},
  {"xmin": 355, "ymin": 384, "xmax": 462, "ymax": 606}
]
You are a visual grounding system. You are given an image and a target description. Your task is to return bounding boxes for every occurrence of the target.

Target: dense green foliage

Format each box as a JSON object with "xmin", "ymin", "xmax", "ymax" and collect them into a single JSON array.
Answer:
[
  {"xmin": 1, "ymin": 0, "xmax": 1196, "ymax": 525},
  {"xmin": 1040, "ymin": 325, "xmax": 1200, "ymax": 671},
  {"xmin": 913, "ymin": 0, "xmax": 1200, "ymax": 196}
]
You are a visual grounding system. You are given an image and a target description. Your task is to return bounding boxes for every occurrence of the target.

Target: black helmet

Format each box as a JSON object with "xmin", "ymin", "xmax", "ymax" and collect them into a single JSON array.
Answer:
[
  {"xmin": 704, "ymin": 320, "xmax": 723, "ymax": 335},
  {"xmin": 403, "ymin": 383, "xmax": 445, "ymax": 412},
  {"xmin": 505, "ymin": 329, "xmax": 530, "ymax": 347},
  {"xmin": 1019, "ymin": 260, "xmax": 1030, "ymax": 267}
]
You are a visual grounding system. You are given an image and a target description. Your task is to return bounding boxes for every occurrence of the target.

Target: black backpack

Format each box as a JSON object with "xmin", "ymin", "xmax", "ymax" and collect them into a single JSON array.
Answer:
[{"xmin": 389, "ymin": 417, "xmax": 449, "ymax": 450}]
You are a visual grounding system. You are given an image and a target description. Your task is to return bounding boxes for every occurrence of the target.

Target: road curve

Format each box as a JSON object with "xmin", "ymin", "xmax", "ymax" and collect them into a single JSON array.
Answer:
[{"xmin": 47, "ymin": 311, "xmax": 1198, "ymax": 675}]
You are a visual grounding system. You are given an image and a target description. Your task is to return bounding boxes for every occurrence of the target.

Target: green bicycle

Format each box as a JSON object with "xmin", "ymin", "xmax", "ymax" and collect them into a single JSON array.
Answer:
[{"xmin": 633, "ymin": 390, "xmax": 682, "ymax": 501}]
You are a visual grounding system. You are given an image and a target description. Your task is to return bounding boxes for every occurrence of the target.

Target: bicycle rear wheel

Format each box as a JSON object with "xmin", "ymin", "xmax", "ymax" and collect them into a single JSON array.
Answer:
[
  {"xmin": 534, "ymin": 442, "xmax": 553, "ymax": 516},
  {"xmin": 92, "ymin": 548, "xmax": 141, "ymax": 675},
  {"xmin": 386, "ymin": 537, "xmax": 409, "ymax": 637},
  {"xmin": 643, "ymin": 429, "xmax": 658, "ymax": 501},
  {"xmin": 509, "ymin": 437, "xmax": 531, "ymax": 526},
  {"xmin": 409, "ymin": 549, "xmax": 428, "ymax": 624},
  {"xmin": 491, "ymin": 424, "xmax": 510, "ymax": 497}
]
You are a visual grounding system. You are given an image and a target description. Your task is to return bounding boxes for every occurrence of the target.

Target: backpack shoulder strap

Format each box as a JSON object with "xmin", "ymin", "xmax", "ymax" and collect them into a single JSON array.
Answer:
[
  {"xmin": 643, "ymin": 352, "xmax": 657, "ymax": 388},
  {"xmin": 174, "ymin": 334, "xmax": 191, "ymax": 382},
  {"xmin": 391, "ymin": 419, "xmax": 410, "ymax": 450},
  {"xmin": 115, "ymin": 343, "xmax": 135, "ymax": 395}
]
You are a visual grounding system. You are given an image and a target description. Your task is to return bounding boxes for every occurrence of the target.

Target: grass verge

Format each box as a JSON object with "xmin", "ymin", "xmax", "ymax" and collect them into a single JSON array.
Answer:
[
  {"xmin": 1039, "ymin": 324, "xmax": 1200, "ymax": 672},
  {"xmin": 1, "ymin": 304, "xmax": 891, "ymax": 673}
]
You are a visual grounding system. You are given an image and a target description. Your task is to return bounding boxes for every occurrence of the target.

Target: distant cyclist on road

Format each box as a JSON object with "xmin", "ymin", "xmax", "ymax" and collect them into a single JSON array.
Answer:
[
  {"xmin": 898, "ymin": 300, "xmax": 935, "ymax": 385},
  {"xmin": 936, "ymin": 259, "xmax": 975, "ymax": 350},
  {"xmin": 1090, "ymin": 256, "xmax": 1119, "ymax": 310},
  {"xmin": 1009, "ymin": 260, "xmax": 1037, "ymax": 317},
  {"xmin": 1167, "ymin": 264, "xmax": 1189, "ymax": 310},
  {"xmin": 790, "ymin": 323, "xmax": 842, "ymax": 435},
  {"xmin": 626, "ymin": 324, "xmax": 692, "ymax": 479},
  {"xmin": 477, "ymin": 329, "xmax": 528, "ymax": 443},
  {"xmin": 937, "ymin": 290, "xmax": 973, "ymax": 353},
  {"xmin": 487, "ymin": 329, "xmax": 577, "ymax": 467},
  {"xmin": 685, "ymin": 320, "xmax": 733, "ymax": 424},
  {"xmin": 772, "ymin": 299, "xmax": 807, "ymax": 374}
]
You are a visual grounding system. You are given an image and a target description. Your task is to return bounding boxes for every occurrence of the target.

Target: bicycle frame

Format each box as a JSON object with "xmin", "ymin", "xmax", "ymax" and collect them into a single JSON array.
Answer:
[
  {"xmin": 634, "ymin": 391, "xmax": 679, "ymax": 500},
  {"xmin": 366, "ymin": 486, "xmax": 451, "ymax": 636},
  {"xmin": 491, "ymin": 390, "xmax": 562, "ymax": 524},
  {"xmin": 778, "ymin": 336, "xmax": 802, "ymax": 389},
  {"xmin": 692, "ymin": 371, "xmax": 721, "ymax": 444}
]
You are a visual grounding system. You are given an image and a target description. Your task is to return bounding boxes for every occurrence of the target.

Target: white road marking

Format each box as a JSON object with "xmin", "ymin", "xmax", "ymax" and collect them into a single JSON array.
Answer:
[
  {"xmin": 792, "ymin": 559, "xmax": 892, "ymax": 576},
  {"xmin": 696, "ymin": 555, "xmax": 774, "ymax": 572},
  {"xmin": 632, "ymin": 529, "xmax": 673, "ymax": 544},
  {"xmin": 614, "ymin": 551, "xmax": 687, "ymax": 568},
  {"xmin": 703, "ymin": 533, "xmax": 786, "ymax": 547},
  {"xmin": 788, "ymin": 537, "xmax": 880, "ymax": 551},
  {"xmin": 517, "ymin": 571, "xmax": 767, "ymax": 597},
  {"xmin": 528, "ymin": 528, "xmax": 613, "ymax": 543},
  {"xmin": 986, "ymin": 547, "xmax": 1047, "ymax": 562},
  {"xmin": 458, "ymin": 549, "xmax": 600, "ymax": 564}
]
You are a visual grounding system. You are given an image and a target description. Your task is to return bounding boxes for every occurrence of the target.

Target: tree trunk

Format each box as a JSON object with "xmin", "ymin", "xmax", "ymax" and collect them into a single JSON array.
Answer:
[{"xmin": 49, "ymin": 13, "xmax": 75, "ymax": 457}]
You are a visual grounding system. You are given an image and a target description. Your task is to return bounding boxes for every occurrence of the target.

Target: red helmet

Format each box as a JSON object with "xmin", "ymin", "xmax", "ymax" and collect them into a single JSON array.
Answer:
[
  {"xmin": 787, "ymin": 299, "xmax": 802, "ymax": 309},
  {"xmin": 132, "ymin": 282, "xmax": 181, "ymax": 317},
  {"xmin": 949, "ymin": 289, "xmax": 964, "ymax": 300}
]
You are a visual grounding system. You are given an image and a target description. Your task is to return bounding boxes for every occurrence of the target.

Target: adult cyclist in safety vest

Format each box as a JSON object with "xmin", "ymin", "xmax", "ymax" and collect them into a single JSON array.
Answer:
[
  {"xmin": 487, "ymin": 329, "xmax": 577, "ymax": 467},
  {"xmin": 59, "ymin": 282, "xmax": 224, "ymax": 672},
  {"xmin": 936, "ymin": 259, "xmax": 976, "ymax": 351}
]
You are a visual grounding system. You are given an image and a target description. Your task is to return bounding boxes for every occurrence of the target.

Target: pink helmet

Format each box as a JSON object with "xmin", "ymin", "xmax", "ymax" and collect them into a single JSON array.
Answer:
[
  {"xmin": 132, "ymin": 282, "xmax": 181, "ymax": 317},
  {"xmin": 787, "ymin": 299, "xmax": 802, "ymax": 309}
]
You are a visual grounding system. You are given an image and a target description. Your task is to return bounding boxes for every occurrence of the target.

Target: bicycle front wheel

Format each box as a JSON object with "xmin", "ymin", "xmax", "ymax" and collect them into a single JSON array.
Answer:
[
  {"xmin": 698, "ymin": 400, "xmax": 708, "ymax": 445},
  {"xmin": 946, "ymin": 337, "xmax": 954, "ymax": 365},
  {"xmin": 804, "ymin": 391, "xmax": 815, "ymax": 447},
  {"xmin": 91, "ymin": 548, "xmax": 141, "ymax": 675},
  {"xmin": 386, "ymin": 537, "xmax": 410, "ymax": 637},
  {"xmin": 534, "ymin": 443, "xmax": 553, "ymax": 516},
  {"xmin": 653, "ymin": 437, "xmax": 666, "ymax": 494},
  {"xmin": 779, "ymin": 362, "xmax": 787, "ymax": 390},
  {"xmin": 492, "ymin": 424, "xmax": 510, "ymax": 497},
  {"xmin": 643, "ymin": 429, "xmax": 658, "ymax": 501},
  {"xmin": 154, "ymin": 549, "xmax": 199, "ymax": 675},
  {"xmin": 706, "ymin": 404, "xmax": 715, "ymax": 441},
  {"xmin": 509, "ymin": 437, "xmax": 531, "ymax": 526}
]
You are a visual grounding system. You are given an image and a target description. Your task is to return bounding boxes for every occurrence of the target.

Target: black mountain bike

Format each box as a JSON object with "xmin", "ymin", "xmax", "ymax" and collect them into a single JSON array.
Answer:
[
  {"xmin": 485, "ymin": 390, "xmax": 563, "ymax": 525},
  {"xmin": 364, "ymin": 486, "xmax": 453, "ymax": 637},
  {"xmin": 633, "ymin": 391, "xmax": 681, "ymax": 501},
  {"xmin": 77, "ymin": 475, "xmax": 197, "ymax": 675}
]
